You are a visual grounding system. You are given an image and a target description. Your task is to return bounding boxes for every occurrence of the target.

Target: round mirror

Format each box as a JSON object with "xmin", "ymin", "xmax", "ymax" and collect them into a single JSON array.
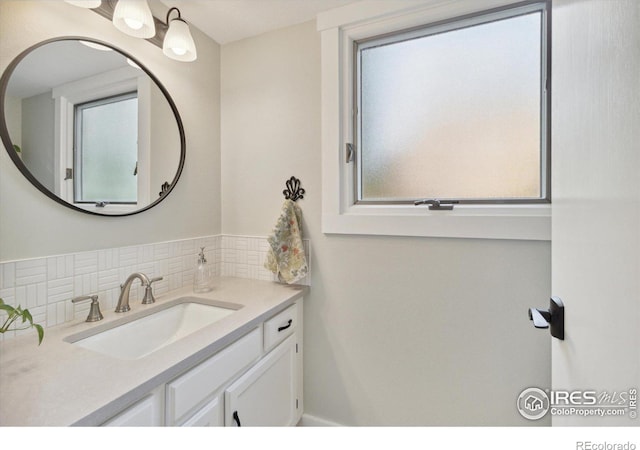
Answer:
[{"xmin": 0, "ymin": 37, "xmax": 185, "ymax": 216}]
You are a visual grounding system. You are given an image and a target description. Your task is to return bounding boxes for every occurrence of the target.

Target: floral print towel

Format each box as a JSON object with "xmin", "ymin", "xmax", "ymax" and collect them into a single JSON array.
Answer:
[{"xmin": 265, "ymin": 199, "xmax": 308, "ymax": 284}]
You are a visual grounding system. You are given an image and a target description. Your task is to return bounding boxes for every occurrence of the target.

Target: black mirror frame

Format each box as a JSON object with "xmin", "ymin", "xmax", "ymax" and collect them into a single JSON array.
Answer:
[{"xmin": 0, "ymin": 36, "xmax": 186, "ymax": 217}]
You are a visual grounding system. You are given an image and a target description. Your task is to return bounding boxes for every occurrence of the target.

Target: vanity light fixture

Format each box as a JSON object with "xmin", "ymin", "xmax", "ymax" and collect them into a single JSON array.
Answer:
[
  {"xmin": 65, "ymin": 0, "xmax": 102, "ymax": 8},
  {"xmin": 112, "ymin": 0, "xmax": 156, "ymax": 39},
  {"xmin": 162, "ymin": 7, "xmax": 197, "ymax": 62},
  {"xmin": 66, "ymin": 0, "xmax": 197, "ymax": 62}
]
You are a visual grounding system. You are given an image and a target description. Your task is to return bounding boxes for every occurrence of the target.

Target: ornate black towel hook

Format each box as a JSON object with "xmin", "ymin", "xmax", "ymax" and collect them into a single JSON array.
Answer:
[{"xmin": 283, "ymin": 176, "xmax": 305, "ymax": 202}]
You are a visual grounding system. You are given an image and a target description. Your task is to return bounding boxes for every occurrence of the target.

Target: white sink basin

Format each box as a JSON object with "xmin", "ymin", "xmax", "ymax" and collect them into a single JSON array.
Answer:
[{"xmin": 65, "ymin": 297, "xmax": 240, "ymax": 360}]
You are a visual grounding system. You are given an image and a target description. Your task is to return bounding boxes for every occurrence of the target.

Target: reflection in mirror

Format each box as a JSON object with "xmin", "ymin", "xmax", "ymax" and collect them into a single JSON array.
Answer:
[{"xmin": 0, "ymin": 38, "xmax": 185, "ymax": 216}]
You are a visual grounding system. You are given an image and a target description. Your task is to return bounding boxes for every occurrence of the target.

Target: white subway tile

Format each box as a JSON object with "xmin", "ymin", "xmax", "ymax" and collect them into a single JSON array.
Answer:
[
  {"xmin": 168, "ymin": 257, "xmax": 182, "ymax": 275},
  {"xmin": 0, "ymin": 287, "xmax": 15, "ymax": 304},
  {"xmin": 74, "ymin": 273, "xmax": 98, "ymax": 297},
  {"xmin": 0, "ymin": 263, "xmax": 15, "ymax": 289},
  {"xmin": 98, "ymin": 269, "xmax": 119, "ymax": 292},
  {"xmin": 98, "ymin": 249, "xmax": 119, "ymax": 271},
  {"xmin": 14, "ymin": 286, "xmax": 26, "ymax": 307},
  {"xmin": 222, "ymin": 236, "xmax": 233, "ymax": 249},
  {"xmin": 137, "ymin": 262, "xmax": 154, "ymax": 278},
  {"xmin": 36, "ymin": 283, "xmax": 47, "ymax": 307},
  {"xmin": 181, "ymin": 239, "xmax": 195, "ymax": 256},
  {"xmin": 154, "ymin": 260, "xmax": 169, "ymax": 280},
  {"xmin": 47, "ymin": 283, "xmax": 69, "ymax": 302},
  {"xmin": 74, "ymin": 252, "xmax": 98, "ymax": 276},
  {"xmin": 138, "ymin": 245, "xmax": 154, "ymax": 263},
  {"xmin": 247, "ymin": 238, "xmax": 260, "ymax": 252},
  {"xmin": 119, "ymin": 246, "xmax": 138, "ymax": 267},
  {"xmin": 15, "ymin": 259, "xmax": 46, "ymax": 286},
  {"xmin": 0, "ymin": 234, "xmax": 308, "ymax": 337},
  {"xmin": 47, "ymin": 303, "xmax": 58, "ymax": 327},
  {"xmin": 234, "ymin": 237, "xmax": 248, "ymax": 251},
  {"xmin": 152, "ymin": 278, "xmax": 169, "ymax": 297},
  {"xmin": 168, "ymin": 242, "xmax": 181, "ymax": 257},
  {"xmin": 47, "ymin": 255, "xmax": 74, "ymax": 280},
  {"xmin": 58, "ymin": 301, "xmax": 69, "ymax": 326},
  {"xmin": 154, "ymin": 243, "xmax": 169, "ymax": 260},
  {"xmin": 168, "ymin": 273, "xmax": 182, "ymax": 291},
  {"xmin": 223, "ymin": 248, "xmax": 236, "ymax": 264},
  {"xmin": 101, "ymin": 288, "xmax": 120, "ymax": 310},
  {"xmin": 247, "ymin": 251, "xmax": 260, "ymax": 266}
]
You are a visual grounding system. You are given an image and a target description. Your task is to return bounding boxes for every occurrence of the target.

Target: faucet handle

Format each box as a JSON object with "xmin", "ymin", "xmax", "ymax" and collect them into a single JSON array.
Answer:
[
  {"xmin": 142, "ymin": 276, "xmax": 163, "ymax": 305},
  {"xmin": 72, "ymin": 295, "xmax": 103, "ymax": 322}
]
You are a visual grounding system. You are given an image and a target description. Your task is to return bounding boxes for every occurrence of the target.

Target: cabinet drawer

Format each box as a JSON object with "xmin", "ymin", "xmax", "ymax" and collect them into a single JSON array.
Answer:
[
  {"xmin": 166, "ymin": 328, "xmax": 261, "ymax": 425},
  {"xmin": 263, "ymin": 304, "xmax": 297, "ymax": 352}
]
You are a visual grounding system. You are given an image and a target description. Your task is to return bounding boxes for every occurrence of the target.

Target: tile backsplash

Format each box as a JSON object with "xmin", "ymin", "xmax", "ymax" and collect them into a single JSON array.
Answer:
[{"xmin": 0, "ymin": 234, "xmax": 310, "ymax": 341}]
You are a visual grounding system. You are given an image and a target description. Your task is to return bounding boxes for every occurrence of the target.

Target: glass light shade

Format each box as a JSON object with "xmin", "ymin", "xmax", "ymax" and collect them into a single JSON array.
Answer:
[
  {"xmin": 79, "ymin": 40, "xmax": 112, "ymax": 51},
  {"xmin": 65, "ymin": 0, "xmax": 101, "ymax": 8},
  {"xmin": 112, "ymin": 0, "xmax": 156, "ymax": 39},
  {"xmin": 163, "ymin": 19, "xmax": 197, "ymax": 62}
]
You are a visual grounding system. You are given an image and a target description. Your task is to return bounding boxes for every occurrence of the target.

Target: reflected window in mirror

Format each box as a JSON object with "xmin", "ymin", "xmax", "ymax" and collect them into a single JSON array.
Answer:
[{"xmin": 75, "ymin": 92, "xmax": 138, "ymax": 205}]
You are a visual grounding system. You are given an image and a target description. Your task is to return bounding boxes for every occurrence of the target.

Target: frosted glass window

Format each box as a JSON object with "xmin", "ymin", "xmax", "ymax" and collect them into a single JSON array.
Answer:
[
  {"xmin": 75, "ymin": 93, "xmax": 138, "ymax": 204},
  {"xmin": 356, "ymin": 4, "xmax": 548, "ymax": 203}
]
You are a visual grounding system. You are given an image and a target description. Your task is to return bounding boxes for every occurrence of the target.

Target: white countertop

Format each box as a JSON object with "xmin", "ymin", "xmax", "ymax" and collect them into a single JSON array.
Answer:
[{"xmin": 0, "ymin": 277, "xmax": 307, "ymax": 426}]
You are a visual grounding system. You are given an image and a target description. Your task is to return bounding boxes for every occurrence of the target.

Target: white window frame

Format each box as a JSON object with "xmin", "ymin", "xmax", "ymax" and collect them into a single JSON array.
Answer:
[
  {"xmin": 52, "ymin": 66, "xmax": 151, "ymax": 214},
  {"xmin": 318, "ymin": 0, "xmax": 551, "ymax": 241}
]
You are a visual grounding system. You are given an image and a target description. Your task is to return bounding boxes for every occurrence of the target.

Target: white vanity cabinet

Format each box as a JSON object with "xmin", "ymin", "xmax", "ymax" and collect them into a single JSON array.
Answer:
[
  {"xmin": 100, "ymin": 299, "xmax": 304, "ymax": 427},
  {"xmin": 99, "ymin": 299, "xmax": 303, "ymax": 427}
]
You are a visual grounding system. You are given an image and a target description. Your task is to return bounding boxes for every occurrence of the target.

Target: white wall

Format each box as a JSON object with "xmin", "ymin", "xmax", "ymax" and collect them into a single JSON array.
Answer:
[
  {"xmin": 221, "ymin": 21, "xmax": 552, "ymax": 425},
  {"xmin": 21, "ymin": 91, "xmax": 55, "ymax": 192},
  {"xmin": 4, "ymin": 94, "xmax": 21, "ymax": 149},
  {"xmin": 149, "ymin": 80, "xmax": 180, "ymax": 199},
  {"xmin": 0, "ymin": 0, "xmax": 221, "ymax": 262}
]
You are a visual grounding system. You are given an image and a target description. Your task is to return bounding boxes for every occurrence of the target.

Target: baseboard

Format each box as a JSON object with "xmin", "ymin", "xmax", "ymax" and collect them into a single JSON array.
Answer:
[{"xmin": 297, "ymin": 413, "xmax": 343, "ymax": 427}]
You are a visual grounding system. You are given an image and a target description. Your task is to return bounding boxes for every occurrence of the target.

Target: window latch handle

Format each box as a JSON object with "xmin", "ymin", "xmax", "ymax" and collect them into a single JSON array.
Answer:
[
  {"xmin": 346, "ymin": 143, "xmax": 355, "ymax": 163},
  {"xmin": 414, "ymin": 199, "xmax": 459, "ymax": 210}
]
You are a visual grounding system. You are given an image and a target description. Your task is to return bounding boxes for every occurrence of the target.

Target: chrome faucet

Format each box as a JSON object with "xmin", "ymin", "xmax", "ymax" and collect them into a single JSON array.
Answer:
[{"xmin": 115, "ymin": 272, "xmax": 150, "ymax": 313}]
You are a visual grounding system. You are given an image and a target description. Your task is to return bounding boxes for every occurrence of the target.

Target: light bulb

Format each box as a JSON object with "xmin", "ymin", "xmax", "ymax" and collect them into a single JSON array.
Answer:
[
  {"xmin": 124, "ymin": 18, "xmax": 144, "ymax": 30},
  {"xmin": 162, "ymin": 16, "xmax": 197, "ymax": 62},
  {"xmin": 112, "ymin": 0, "xmax": 156, "ymax": 39}
]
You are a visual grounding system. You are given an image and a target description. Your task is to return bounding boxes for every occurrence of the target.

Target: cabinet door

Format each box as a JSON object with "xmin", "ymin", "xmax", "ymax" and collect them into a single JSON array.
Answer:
[{"xmin": 225, "ymin": 335, "xmax": 297, "ymax": 427}]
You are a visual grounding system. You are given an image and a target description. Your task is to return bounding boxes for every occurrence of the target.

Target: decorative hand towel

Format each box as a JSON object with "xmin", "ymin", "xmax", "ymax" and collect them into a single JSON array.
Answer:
[{"xmin": 265, "ymin": 199, "xmax": 308, "ymax": 284}]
